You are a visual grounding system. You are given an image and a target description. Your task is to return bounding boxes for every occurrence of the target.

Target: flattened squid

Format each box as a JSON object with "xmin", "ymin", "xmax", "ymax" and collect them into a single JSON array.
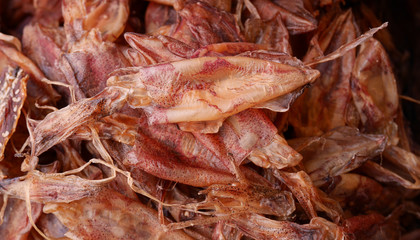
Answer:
[
  {"xmin": 290, "ymin": 9, "xmax": 359, "ymax": 137},
  {"xmin": 108, "ymin": 56, "xmax": 319, "ymax": 130},
  {"xmin": 288, "ymin": 126, "xmax": 387, "ymax": 186}
]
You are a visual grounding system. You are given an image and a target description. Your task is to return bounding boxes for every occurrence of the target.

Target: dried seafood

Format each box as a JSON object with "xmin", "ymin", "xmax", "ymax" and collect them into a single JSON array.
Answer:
[{"xmin": 0, "ymin": 0, "xmax": 419, "ymax": 240}]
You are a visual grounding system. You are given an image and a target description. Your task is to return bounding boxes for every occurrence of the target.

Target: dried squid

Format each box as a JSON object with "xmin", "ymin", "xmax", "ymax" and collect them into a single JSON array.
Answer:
[{"xmin": 0, "ymin": 1, "xmax": 419, "ymax": 240}]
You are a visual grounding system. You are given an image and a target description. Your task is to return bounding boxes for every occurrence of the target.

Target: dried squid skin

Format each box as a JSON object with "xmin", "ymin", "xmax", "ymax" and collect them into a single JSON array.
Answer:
[
  {"xmin": 150, "ymin": 34, "xmax": 198, "ymax": 59},
  {"xmin": 124, "ymin": 33, "xmax": 188, "ymax": 64},
  {"xmin": 0, "ymin": 170, "xmax": 103, "ymax": 204},
  {"xmin": 125, "ymin": 32, "xmax": 267, "ymax": 63},
  {"xmin": 43, "ymin": 188, "xmax": 193, "ymax": 240},
  {"xmin": 54, "ymin": 0, "xmax": 133, "ymax": 98},
  {"xmin": 166, "ymin": 14, "xmax": 199, "ymax": 49},
  {"xmin": 383, "ymin": 146, "xmax": 420, "ymax": 185},
  {"xmin": 201, "ymin": 0, "xmax": 232, "ymax": 11},
  {"xmin": 195, "ymin": 109, "xmax": 278, "ymax": 165},
  {"xmin": 351, "ymin": 37, "xmax": 399, "ymax": 143},
  {"xmin": 55, "ymin": 140, "xmax": 103, "ymax": 180},
  {"xmin": 361, "ymin": 161, "xmax": 420, "ymax": 190},
  {"xmin": 244, "ymin": 13, "xmax": 292, "ymax": 55},
  {"xmin": 103, "ymin": 139, "xmax": 162, "ymax": 198},
  {"xmin": 88, "ymin": 112, "xmax": 234, "ymax": 174},
  {"xmin": 233, "ymin": 214, "xmax": 344, "ymax": 240},
  {"xmin": 200, "ymin": 182, "xmax": 296, "ymax": 217},
  {"xmin": 251, "ymin": 0, "xmax": 317, "ymax": 35},
  {"xmin": 147, "ymin": 35, "xmax": 194, "ymax": 58},
  {"xmin": 125, "ymin": 130, "xmax": 236, "ymax": 187},
  {"xmin": 28, "ymin": 86, "xmax": 128, "ymax": 166},
  {"xmin": 123, "ymin": 35, "xmax": 263, "ymax": 66},
  {"xmin": 149, "ymin": 0, "xmax": 232, "ymax": 12},
  {"xmin": 22, "ymin": 23, "xmax": 86, "ymax": 102},
  {"xmin": 62, "ymin": 0, "xmax": 129, "ymax": 43},
  {"xmin": 239, "ymin": 50, "xmax": 307, "ymax": 68},
  {"xmin": 83, "ymin": 113, "xmax": 139, "ymax": 145},
  {"xmin": 0, "ymin": 33, "xmax": 60, "ymax": 107},
  {"xmin": 149, "ymin": 0, "xmax": 241, "ymax": 48},
  {"xmin": 25, "ymin": 77, "xmax": 302, "ymax": 175},
  {"xmin": 65, "ymin": 29, "xmax": 132, "ymax": 97},
  {"xmin": 0, "ymin": 36, "xmax": 46, "ymax": 152},
  {"xmin": 164, "ymin": 187, "xmax": 220, "ymax": 239},
  {"xmin": 108, "ymin": 56, "xmax": 320, "ymax": 131},
  {"xmin": 36, "ymin": 213, "xmax": 69, "ymax": 239},
  {"xmin": 24, "ymin": 4, "xmax": 132, "ymax": 100},
  {"xmin": 343, "ymin": 212, "xmax": 400, "ymax": 240},
  {"xmin": 360, "ymin": 146, "xmax": 420, "ymax": 189},
  {"xmin": 212, "ymin": 221, "xmax": 242, "ymax": 240},
  {"xmin": 28, "ymin": 53, "xmax": 310, "ymax": 175},
  {"xmin": 96, "ymin": 113, "xmax": 274, "ymax": 186},
  {"xmin": 175, "ymin": 0, "xmax": 243, "ymax": 46},
  {"xmin": 145, "ymin": 2, "xmax": 177, "ymax": 34},
  {"xmin": 193, "ymin": 109, "xmax": 301, "ymax": 169},
  {"xmin": 0, "ymin": 67, "xmax": 27, "ymax": 160},
  {"xmin": 190, "ymin": 42, "xmax": 266, "ymax": 58},
  {"xmin": 325, "ymin": 173, "xmax": 399, "ymax": 215},
  {"xmin": 0, "ymin": 197, "xmax": 42, "ymax": 240},
  {"xmin": 253, "ymin": 86, "xmax": 306, "ymax": 113},
  {"xmin": 274, "ymin": 170, "xmax": 343, "ymax": 223},
  {"xmin": 135, "ymin": 113, "xmax": 233, "ymax": 172},
  {"xmin": 101, "ymin": 110, "xmax": 298, "ymax": 181},
  {"xmin": 290, "ymin": 10, "xmax": 358, "ymax": 137},
  {"xmin": 288, "ymin": 126, "xmax": 387, "ymax": 186},
  {"xmin": 248, "ymin": 134, "xmax": 302, "ymax": 169},
  {"xmin": 32, "ymin": 0, "xmax": 63, "ymax": 27},
  {"xmin": 119, "ymin": 45, "xmax": 154, "ymax": 68}
]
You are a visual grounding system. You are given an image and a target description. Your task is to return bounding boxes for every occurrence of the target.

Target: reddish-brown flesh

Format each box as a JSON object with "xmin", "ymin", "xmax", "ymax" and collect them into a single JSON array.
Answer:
[{"xmin": 0, "ymin": 1, "xmax": 418, "ymax": 239}]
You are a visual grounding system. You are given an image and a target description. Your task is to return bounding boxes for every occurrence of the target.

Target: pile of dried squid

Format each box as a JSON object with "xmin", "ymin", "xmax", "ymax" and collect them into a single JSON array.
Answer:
[{"xmin": 0, "ymin": 0, "xmax": 419, "ymax": 239}]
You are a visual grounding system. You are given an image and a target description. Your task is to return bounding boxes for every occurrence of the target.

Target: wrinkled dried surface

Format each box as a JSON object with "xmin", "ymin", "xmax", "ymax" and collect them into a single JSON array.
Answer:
[
  {"xmin": 290, "ymin": 10, "xmax": 358, "ymax": 137},
  {"xmin": 289, "ymin": 126, "xmax": 386, "ymax": 186},
  {"xmin": 108, "ymin": 56, "xmax": 319, "ymax": 130},
  {"xmin": 325, "ymin": 173, "xmax": 399, "ymax": 214},
  {"xmin": 176, "ymin": 1, "xmax": 243, "ymax": 46},
  {"xmin": 125, "ymin": 130, "xmax": 237, "ymax": 187},
  {"xmin": 22, "ymin": 23, "xmax": 85, "ymax": 102},
  {"xmin": 0, "ymin": 1, "xmax": 419, "ymax": 239},
  {"xmin": 36, "ymin": 213, "xmax": 69, "ymax": 239},
  {"xmin": 62, "ymin": 0, "xmax": 129, "ymax": 43},
  {"xmin": 0, "ymin": 170, "xmax": 103, "ymax": 203},
  {"xmin": 0, "ymin": 67, "xmax": 27, "ymax": 160},
  {"xmin": 351, "ymin": 37, "xmax": 399, "ymax": 142},
  {"xmin": 233, "ymin": 214, "xmax": 344, "ymax": 240},
  {"xmin": 44, "ymin": 188, "xmax": 192, "ymax": 239},
  {"xmin": 65, "ymin": 29, "xmax": 132, "ymax": 97},
  {"xmin": 252, "ymin": 0, "xmax": 317, "ymax": 35},
  {"xmin": 28, "ymin": 87, "xmax": 128, "ymax": 161},
  {"xmin": 0, "ymin": 198, "xmax": 42, "ymax": 240},
  {"xmin": 274, "ymin": 170, "xmax": 343, "ymax": 223}
]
